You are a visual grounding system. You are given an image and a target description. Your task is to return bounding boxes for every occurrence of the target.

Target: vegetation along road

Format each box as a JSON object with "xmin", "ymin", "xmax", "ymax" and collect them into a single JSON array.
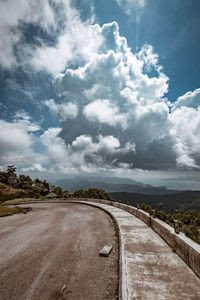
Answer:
[{"xmin": 0, "ymin": 202, "xmax": 119, "ymax": 300}]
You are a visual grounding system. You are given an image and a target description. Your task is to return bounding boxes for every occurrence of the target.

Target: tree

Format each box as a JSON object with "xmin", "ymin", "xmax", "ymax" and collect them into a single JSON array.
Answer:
[
  {"xmin": 0, "ymin": 171, "xmax": 8, "ymax": 184},
  {"xmin": 34, "ymin": 178, "xmax": 43, "ymax": 185},
  {"xmin": 53, "ymin": 186, "xmax": 63, "ymax": 197},
  {"xmin": 64, "ymin": 190, "xmax": 72, "ymax": 198},
  {"xmin": 18, "ymin": 175, "xmax": 32, "ymax": 189},
  {"xmin": 73, "ymin": 189, "xmax": 85, "ymax": 198},
  {"xmin": 73, "ymin": 188, "xmax": 113, "ymax": 201},
  {"xmin": 6, "ymin": 165, "xmax": 17, "ymax": 189},
  {"xmin": 43, "ymin": 180, "xmax": 50, "ymax": 192}
]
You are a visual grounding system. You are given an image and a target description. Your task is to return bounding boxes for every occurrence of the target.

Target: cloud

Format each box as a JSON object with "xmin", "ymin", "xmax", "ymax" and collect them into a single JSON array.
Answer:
[
  {"xmin": 83, "ymin": 99, "xmax": 127, "ymax": 128},
  {"xmin": 31, "ymin": 22, "xmax": 103, "ymax": 75},
  {"xmin": 115, "ymin": 0, "xmax": 146, "ymax": 18},
  {"xmin": 48, "ymin": 21, "xmax": 200, "ymax": 172},
  {"xmin": 0, "ymin": 111, "xmax": 52, "ymax": 175},
  {"xmin": 172, "ymin": 88, "xmax": 200, "ymax": 110},
  {"xmin": 40, "ymin": 127, "xmax": 68, "ymax": 162},
  {"xmin": 70, "ymin": 134, "xmax": 136, "ymax": 169},
  {"xmin": 51, "ymin": 22, "xmax": 175, "ymax": 171},
  {"xmin": 1, "ymin": 0, "xmax": 200, "ymax": 174},
  {"xmin": 13, "ymin": 111, "xmax": 41, "ymax": 131},
  {"xmin": 0, "ymin": 0, "xmax": 58, "ymax": 69},
  {"xmin": 0, "ymin": 120, "xmax": 32, "ymax": 156},
  {"xmin": 22, "ymin": 163, "xmax": 47, "ymax": 172},
  {"xmin": 4, "ymin": 78, "xmax": 34, "ymax": 101},
  {"xmin": 170, "ymin": 105, "xmax": 200, "ymax": 169},
  {"xmin": 44, "ymin": 99, "xmax": 78, "ymax": 121},
  {"xmin": 0, "ymin": 112, "xmax": 40, "ymax": 165},
  {"xmin": 0, "ymin": 0, "xmax": 101, "ymax": 74},
  {"xmin": 169, "ymin": 88, "xmax": 200, "ymax": 169},
  {"xmin": 38, "ymin": 127, "xmax": 136, "ymax": 173}
]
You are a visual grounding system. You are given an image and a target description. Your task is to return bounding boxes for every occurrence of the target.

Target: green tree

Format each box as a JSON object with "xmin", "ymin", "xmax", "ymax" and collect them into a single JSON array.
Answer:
[
  {"xmin": 0, "ymin": 171, "xmax": 8, "ymax": 184},
  {"xmin": 43, "ymin": 180, "xmax": 50, "ymax": 192},
  {"xmin": 18, "ymin": 175, "xmax": 32, "ymax": 189},
  {"xmin": 53, "ymin": 186, "xmax": 63, "ymax": 197},
  {"xmin": 73, "ymin": 189, "xmax": 85, "ymax": 198},
  {"xmin": 6, "ymin": 165, "xmax": 17, "ymax": 189},
  {"xmin": 73, "ymin": 188, "xmax": 113, "ymax": 201},
  {"xmin": 64, "ymin": 190, "xmax": 72, "ymax": 198},
  {"xmin": 34, "ymin": 178, "xmax": 43, "ymax": 185}
]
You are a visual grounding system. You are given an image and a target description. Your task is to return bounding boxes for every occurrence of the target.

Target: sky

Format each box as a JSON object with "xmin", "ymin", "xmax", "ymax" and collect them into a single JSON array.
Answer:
[{"xmin": 0, "ymin": 0, "xmax": 200, "ymax": 189}]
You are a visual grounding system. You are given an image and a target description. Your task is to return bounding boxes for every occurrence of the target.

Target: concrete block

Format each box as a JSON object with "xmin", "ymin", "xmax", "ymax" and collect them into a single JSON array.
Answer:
[{"xmin": 99, "ymin": 245, "xmax": 113, "ymax": 257}]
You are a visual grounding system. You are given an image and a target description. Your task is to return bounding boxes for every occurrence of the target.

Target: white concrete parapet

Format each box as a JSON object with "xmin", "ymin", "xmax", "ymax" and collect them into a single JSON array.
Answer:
[{"xmin": 71, "ymin": 199, "xmax": 200, "ymax": 299}]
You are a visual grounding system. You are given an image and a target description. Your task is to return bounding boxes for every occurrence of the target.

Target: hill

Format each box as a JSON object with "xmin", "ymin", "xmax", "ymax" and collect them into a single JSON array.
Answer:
[
  {"xmin": 55, "ymin": 176, "xmax": 179, "ymax": 195},
  {"xmin": 110, "ymin": 191, "xmax": 200, "ymax": 213},
  {"xmin": 0, "ymin": 182, "xmax": 23, "ymax": 195},
  {"xmin": 0, "ymin": 182, "xmax": 25, "ymax": 204}
]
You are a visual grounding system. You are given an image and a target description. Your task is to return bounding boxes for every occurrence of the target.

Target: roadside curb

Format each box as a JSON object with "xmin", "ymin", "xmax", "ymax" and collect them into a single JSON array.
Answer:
[
  {"xmin": 12, "ymin": 198, "xmax": 200, "ymax": 279},
  {"xmin": 72, "ymin": 198, "xmax": 200, "ymax": 279},
  {"xmin": 12, "ymin": 199, "xmax": 200, "ymax": 299},
  {"xmin": 69, "ymin": 199, "xmax": 200, "ymax": 299}
]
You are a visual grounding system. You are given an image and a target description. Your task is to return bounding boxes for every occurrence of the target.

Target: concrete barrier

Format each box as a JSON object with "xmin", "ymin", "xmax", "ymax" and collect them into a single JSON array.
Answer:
[
  {"xmin": 21, "ymin": 197, "xmax": 200, "ymax": 279},
  {"xmin": 70, "ymin": 198, "xmax": 200, "ymax": 278}
]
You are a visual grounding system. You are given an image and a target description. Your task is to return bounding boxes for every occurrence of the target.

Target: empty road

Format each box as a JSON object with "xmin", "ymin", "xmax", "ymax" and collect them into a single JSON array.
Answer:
[{"xmin": 0, "ymin": 203, "xmax": 119, "ymax": 300}]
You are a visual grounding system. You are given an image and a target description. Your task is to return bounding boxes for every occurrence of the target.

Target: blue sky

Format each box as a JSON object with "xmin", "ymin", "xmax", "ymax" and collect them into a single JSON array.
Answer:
[{"xmin": 0, "ymin": 0, "xmax": 200, "ymax": 189}]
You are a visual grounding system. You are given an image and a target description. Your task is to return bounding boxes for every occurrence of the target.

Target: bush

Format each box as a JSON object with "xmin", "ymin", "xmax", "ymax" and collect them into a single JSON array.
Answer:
[
  {"xmin": 138, "ymin": 203, "xmax": 200, "ymax": 244},
  {"xmin": 73, "ymin": 188, "xmax": 113, "ymax": 201}
]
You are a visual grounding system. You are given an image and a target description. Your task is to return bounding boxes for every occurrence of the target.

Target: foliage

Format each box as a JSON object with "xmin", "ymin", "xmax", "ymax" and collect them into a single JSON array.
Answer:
[
  {"xmin": 111, "ymin": 191, "xmax": 200, "ymax": 213},
  {"xmin": 53, "ymin": 186, "xmax": 64, "ymax": 197},
  {"xmin": 2, "ymin": 198, "xmax": 37, "ymax": 205},
  {"xmin": 0, "ymin": 172, "xmax": 8, "ymax": 184},
  {"xmin": 139, "ymin": 204, "xmax": 200, "ymax": 244},
  {"xmin": 73, "ymin": 188, "xmax": 113, "ymax": 201},
  {"xmin": 64, "ymin": 190, "xmax": 73, "ymax": 198},
  {"xmin": 139, "ymin": 204, "xmax": 152, "ymax": 214},
  {"xmin": 0, "ymin": 190, "xmax": 27, "ymax": 204},
  {"xmin": 0, "ymin": 165, "xmax": 18, "ymax": 187},
  {"xmin": 0, "ymin": 205, "xmax": 31, "ymax": 217},
  {"xmin": 7, "ymin": 165, "xmax": 17, "ymax": 186},
  {"xmin": 0, "ymin": 166, "xmax": 113, "ymax": 202},
  {"xmin": 0, "ymin": 165, "xmax": 51, "ymax": 202},
  {"xmin": 18, "ymin": 175, "xmax": 32, "ymax": 189}
]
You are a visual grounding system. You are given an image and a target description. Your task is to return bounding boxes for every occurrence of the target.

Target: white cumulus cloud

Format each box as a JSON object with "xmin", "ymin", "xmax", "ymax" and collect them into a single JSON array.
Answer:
[
  {"xmin": 22, "ymin": 164, "xmax": 47, "ymax": 172},
  {"xmin": 0, "ymin": 0, "xmax": 59, "ymax": 69},
  {"xmin": 0, "ymin": 113, "xmax": 40, "ymax": 165},
  {"xmin": 0, "ymin": 0, "xmax": 102, "ymax": 75},
  {"xmin": 52, "ymin": 22, "xmax": 173, "ymax": 171},
  {"xmin": 1, "ymin": 0, "xmax": 200, "ymax": 174},
  {"xmin": 172, "ymin": 88, "xmax": 200, "ymax": 111},
  {"xmin": 44, "ymin": 99, "xmax": 78, "ymax": 121},
  {"xmin": 170, "ymin": 106, "xmax": 200, "ymax": 169},
  {"xmin": 83, "ymin": 99, "xmax": 127, "ymax": 129},
  {"xmin": 41, "ymin": 128, "xmax": 68, "ymax": 162}
]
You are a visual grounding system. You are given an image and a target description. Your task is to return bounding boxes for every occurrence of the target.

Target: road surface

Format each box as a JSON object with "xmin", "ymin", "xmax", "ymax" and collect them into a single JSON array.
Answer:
[{"xmin": 0, "ymin": 203, "xmax": 119, "ymax": 300}]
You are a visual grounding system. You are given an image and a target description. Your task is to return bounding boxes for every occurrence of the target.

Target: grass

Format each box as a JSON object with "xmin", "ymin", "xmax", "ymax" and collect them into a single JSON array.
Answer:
[
  {"xmin": 2, "ymin": 198, "xmax": 38, "ymax": 205},
  {"xmin": 0, "ymin": 184, "xmax": 6, "ymax": 190},
  {"xmin": 0, "ymin": 206, "xmax": 32, "ymax": 217}
]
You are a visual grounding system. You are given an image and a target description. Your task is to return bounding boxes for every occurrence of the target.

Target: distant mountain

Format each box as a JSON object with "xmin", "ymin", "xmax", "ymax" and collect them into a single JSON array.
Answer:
[
  {"xmin": 110, "ymin": 191, "xmax": 200, "ymax": 212},
  {"xmin": 55, "ymin": 176, "xmax": 179, "ymax": 195}
]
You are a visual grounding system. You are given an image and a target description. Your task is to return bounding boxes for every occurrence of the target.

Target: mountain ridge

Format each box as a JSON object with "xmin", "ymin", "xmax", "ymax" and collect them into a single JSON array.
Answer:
[{"xmin": 55, "ymin": 176, "xmax": 179, "ymax": 195}]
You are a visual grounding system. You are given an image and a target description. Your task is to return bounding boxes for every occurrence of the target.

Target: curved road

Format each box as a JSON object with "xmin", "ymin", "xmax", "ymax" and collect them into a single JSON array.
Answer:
[{"xmin": 0, "ymin": 203, "xmax": 119, "ymax": 300}]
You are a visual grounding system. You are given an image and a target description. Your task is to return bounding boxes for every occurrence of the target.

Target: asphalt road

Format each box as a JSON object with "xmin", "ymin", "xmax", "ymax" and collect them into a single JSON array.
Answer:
[{"xmin": 0, "ymin": 203, "xmax": 119, "ymax": 300}]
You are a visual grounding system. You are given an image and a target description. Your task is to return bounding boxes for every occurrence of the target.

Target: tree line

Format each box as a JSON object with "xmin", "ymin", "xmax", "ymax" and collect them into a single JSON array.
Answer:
[
  {"xmin": 0, "ymin": 165, "xmax": 113, "ymax": 201},
  {"xmin": 139, "ymin": 203, "xmax": 200, "ymax": 244}
]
